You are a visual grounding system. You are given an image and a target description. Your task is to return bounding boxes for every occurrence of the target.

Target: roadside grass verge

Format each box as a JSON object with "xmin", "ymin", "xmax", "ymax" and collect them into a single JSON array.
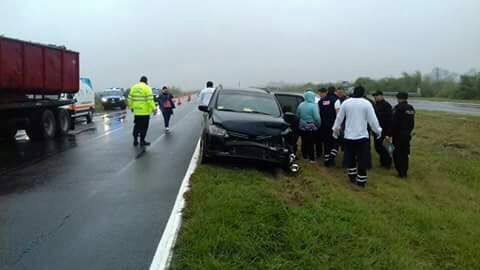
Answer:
[{"xmin": 171, "ymin": 111, "xmax": 480, "ymax": 269}]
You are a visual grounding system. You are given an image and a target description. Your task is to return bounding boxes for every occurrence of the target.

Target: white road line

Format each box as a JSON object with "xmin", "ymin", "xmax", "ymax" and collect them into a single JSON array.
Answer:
[
  {"xmin": 116, "ymin": 110, "xmax": 196, "ymax": 175},
  {"xmin": 149, "ymin": 139, "xmax": 200, "ymax": 270}
]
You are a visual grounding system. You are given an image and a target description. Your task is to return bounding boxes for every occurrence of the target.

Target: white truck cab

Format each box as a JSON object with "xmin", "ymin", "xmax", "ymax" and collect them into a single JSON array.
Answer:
[{"xmin": 62, "ymin": 77, "xmax": 96, "ymax": 124}]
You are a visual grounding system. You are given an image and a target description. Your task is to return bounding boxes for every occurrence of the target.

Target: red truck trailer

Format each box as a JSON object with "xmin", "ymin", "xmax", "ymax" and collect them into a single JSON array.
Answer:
[{"xmin": 0, "ymin": 36, "xmax": 80, "ymax": 141}]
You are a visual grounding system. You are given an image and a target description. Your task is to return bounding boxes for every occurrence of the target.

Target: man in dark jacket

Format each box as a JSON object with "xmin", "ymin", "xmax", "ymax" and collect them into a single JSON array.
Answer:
[
  {"xmin": 372, "ymin": 90, "xmax": 393, "ymax": 168},
  {"xmin": 390, "ymin": 92, "xmax": 415, "ymax": 178},
  {"xmin": 318, "ymin": 86, "xmax": 338, "ymax": 167}
]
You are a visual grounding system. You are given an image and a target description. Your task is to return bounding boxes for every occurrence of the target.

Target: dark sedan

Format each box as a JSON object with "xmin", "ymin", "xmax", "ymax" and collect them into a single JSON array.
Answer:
[
  {"xmin": 100, "ymin": 90, "xmax": 127, "ymax": 110},
  {"xmin": 198, "ymin": 88, "xmax": 299, "ymax": 172}
]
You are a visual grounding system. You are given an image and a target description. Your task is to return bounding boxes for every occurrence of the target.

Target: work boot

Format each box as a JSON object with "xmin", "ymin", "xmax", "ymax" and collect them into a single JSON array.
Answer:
[{"xmin": 140, "ymin": 141, "xmax": 151, "ymax": 146}]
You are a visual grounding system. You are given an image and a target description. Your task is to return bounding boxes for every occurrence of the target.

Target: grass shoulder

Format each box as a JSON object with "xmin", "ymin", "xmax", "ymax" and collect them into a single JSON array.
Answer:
[{"xmin": 171, "ymin": 111, "xmax": 480, "ymax": 270}]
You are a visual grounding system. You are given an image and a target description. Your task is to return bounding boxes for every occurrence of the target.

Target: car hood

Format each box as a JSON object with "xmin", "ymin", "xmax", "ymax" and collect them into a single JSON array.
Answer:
[{"xmin": 212, "ymin": 110, "xmax": 289, "ymax": 136}]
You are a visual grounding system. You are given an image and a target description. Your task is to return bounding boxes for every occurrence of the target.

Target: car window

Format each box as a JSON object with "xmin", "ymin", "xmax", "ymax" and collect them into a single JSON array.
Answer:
[
  {"xmin": 216, "ymin": 92, "xmax": 281, "ymax": 117},
  {"xmin": 276, "ymin": 95, "xmax": 301, "ymax": 114}
]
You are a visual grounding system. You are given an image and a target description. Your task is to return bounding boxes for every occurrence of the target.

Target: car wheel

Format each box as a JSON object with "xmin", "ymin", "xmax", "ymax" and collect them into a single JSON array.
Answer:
[
  {"xmin": 86, "ymin": 109, "xmax": 94, "ymax": 123},
  {"xmin": 200, "ymin": 136, "xmax": 210, "ymax": 164}
]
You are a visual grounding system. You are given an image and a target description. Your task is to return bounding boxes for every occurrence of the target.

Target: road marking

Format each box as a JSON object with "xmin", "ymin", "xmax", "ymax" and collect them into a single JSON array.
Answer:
[
  {"xmin": 116, "ymin": 109, "xmax": 196, "ymax": 175},
  {"xmin": 149, "ymin": 138, "xmax": 200, "ymax": 270}
]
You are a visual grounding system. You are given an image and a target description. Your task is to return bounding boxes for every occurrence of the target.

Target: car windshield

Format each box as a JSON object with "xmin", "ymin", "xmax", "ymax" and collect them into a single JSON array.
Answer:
[
  {"xmin": 216, "ymin": 91, "xmax": 281, "ymax": 117},
  {"xmin": 103, "ymin": 91, "xmax": 122, "ymax": 96}
]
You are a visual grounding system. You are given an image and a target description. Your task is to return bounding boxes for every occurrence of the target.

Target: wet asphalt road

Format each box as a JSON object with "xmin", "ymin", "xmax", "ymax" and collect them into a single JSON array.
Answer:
[
  {"xmin": 0, "ymin": 101, "xmax": 202, "ymax": 270},
  {"xmin": 387, "ymin": 98, "xmax": 480, "ymax": 116}
]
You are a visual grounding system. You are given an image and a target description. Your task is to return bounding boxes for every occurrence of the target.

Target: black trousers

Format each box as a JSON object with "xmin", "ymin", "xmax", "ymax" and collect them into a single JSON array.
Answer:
[
  {"xmin": 318, "ymin": 128, "xmax": 337, "ymax": 164},
  {"xmin": 343, "ymin": 138, "xmax": 371, "ymax": 183},
  {"xmin": 393, "ymin": 135, "xmax": 411, "ymax": 177},
  {"xmin": 301, "ymin": 130, "xmax": 316, "ymax": 161},
  {"xmin": 133, "ymin": 115, "xmax": 150, "ymax": 142},
  {"xmin": 162, "ymin": 111, "xmax": 172, "ymax": 128},
  {"xmin": 374, "ymin": 136, "xmax": 392, "ymax": 168}
]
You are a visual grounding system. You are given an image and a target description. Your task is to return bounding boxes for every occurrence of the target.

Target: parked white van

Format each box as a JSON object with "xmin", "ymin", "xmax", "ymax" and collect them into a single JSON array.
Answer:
[{"xmin": 62, "ymin": 77, "xmax": 96, "ymax": 124}]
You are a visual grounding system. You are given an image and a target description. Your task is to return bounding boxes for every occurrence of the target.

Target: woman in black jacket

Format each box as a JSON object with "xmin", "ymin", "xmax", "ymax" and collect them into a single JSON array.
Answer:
[{"xmin": 158, "ymin": 86, "xmax": 176, "ymax": 133}]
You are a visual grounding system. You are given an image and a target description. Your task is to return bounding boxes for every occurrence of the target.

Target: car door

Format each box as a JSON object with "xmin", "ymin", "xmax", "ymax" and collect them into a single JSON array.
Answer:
[{"xmin": 275, "ymin": 94, "xmax": 303, "ymax": 114}]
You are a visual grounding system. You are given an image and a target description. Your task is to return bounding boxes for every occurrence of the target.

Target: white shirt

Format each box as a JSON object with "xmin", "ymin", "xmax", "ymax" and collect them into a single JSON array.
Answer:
[
  {"xmin": 334, "ymin": 99, "xmax": 341, "ymax": 111},
  {"xmin": 198, "ymin": 87, "xmax": 215, "ymax": 106},
  {"xmin": 332, "ymin": 98, "xmax": 382, "ymax": 140}
]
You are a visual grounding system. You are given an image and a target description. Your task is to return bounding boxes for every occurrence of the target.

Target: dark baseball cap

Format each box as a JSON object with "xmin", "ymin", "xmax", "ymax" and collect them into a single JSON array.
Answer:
[
  {"xmin": 396, "ymin": 92, "xmax": 409, "ymax": 99},
  {"xmin": 372, "ymin": 90, "xmax": 384, "ymax": 96}
]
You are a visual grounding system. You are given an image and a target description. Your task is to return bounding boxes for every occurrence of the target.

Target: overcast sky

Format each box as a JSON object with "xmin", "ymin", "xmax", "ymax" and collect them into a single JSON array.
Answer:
[{"xmin": 1, "ymin": 0, "xmax": 479, "ymax": 91}]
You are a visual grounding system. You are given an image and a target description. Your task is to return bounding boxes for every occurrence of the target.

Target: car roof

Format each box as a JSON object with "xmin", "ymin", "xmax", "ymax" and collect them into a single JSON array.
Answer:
[
  {"xmin": 219, "ymin": 88, "xmax": 272, "ymax": 94},
  {"xmin": 274, "ymin": 92, "xmax": 304, "ymax": 98}
]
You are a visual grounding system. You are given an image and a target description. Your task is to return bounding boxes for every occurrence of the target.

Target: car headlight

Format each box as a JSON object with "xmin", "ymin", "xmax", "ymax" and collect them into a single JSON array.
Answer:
[
  {"xmin": 208, "ymin": 125, "xmax": 227, "ymax": 137},
  {"xmin": 101, "ymin": 97, "xmax": 107, "ymax": 102}
]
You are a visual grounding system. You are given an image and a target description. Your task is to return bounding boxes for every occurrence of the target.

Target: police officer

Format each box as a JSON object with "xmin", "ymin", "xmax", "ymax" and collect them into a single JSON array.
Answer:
[
  {"xmin": 389, "ymin": 92, "xmax": 415, "ymax": 178},
  {"xmin": 372, "ymin": 90, "xmax": 393, "ymax": 168},
  {"xmin": 335, "ymin": 86, "xmax": 348, "ymax": 110},
  {"xmin": 128, "ymin": 76, "xmax": 156, "ymax": 146},
  {"xmin": 318, "ymin": 86, "xmax": 338, "ymax": 166}
]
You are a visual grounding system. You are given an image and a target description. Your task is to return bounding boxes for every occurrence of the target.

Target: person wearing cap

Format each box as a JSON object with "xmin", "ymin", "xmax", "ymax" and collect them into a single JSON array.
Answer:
[
  {"xmin": 372, "ymin": 90, "xmax": 393, "ymax": 168},
  {"xmin": 332, "ymin": 86, "xmax": 382, "ymax": 187},
  {"xmin": 128, "ymin": 76, "xmax": 156, "ymax": 146},
  {"xmin": 318, "ymin": 86, "xmax": 339, "ymax": 167},
  {"xmin": 389, "ymin": 92, "xmax": 415, "ymax": 178}
]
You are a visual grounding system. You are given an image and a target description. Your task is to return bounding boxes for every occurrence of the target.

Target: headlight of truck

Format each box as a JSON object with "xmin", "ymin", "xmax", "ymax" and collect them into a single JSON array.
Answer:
[
  {"xmin": 208, "ymin": 125, "xmax": 227, "ymax": 137},
  {"xmin": 101, "ymin": 97, "xmax": 107, "ymax": 102}
]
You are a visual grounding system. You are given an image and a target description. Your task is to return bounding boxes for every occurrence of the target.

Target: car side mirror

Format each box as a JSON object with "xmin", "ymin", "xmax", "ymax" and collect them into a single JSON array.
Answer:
[
  {"xmin": 283, "ymin": 112, "xmax": 297, "ymax": 124},
  {"xmin": 198, "ymin": 105, "xmax": 210, "ymax": 112}
]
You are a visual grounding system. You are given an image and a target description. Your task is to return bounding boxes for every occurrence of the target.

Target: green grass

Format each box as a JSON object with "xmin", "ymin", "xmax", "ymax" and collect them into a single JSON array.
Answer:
[{"xmin": 171, "ymin": 111, "xmax": 480, "ymax": 270}]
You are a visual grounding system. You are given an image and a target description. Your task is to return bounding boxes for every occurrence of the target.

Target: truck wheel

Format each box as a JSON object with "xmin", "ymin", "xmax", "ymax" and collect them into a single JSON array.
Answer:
[
  {"xmin": 55, "ymin": 109, "xmax": 71, "ymax": 137},
  {"xmin": 26, "ymin": 109, "xmax": 56, "ymax": 140},
  {"xmin": 86, "ymin": 109, "xmax": 94, "ymax": 123}
]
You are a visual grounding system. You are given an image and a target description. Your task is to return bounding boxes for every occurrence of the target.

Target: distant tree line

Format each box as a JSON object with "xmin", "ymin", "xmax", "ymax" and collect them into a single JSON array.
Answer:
[{"xmin": 265, "ymin": 68, "xmax": 480, "ymax": 100}]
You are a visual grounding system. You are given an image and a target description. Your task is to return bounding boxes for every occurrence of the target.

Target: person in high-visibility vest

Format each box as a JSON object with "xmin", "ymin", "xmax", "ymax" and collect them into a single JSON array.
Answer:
[{"xmin": 128, "ymin": 76, "xmax": 156, "ymax": 146}]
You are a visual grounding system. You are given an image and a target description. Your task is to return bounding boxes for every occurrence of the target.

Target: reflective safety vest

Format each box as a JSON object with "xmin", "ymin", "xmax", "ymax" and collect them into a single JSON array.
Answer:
[{"xmin": 128, "ymin": 82, "xmax": 156, "ymax": 116}]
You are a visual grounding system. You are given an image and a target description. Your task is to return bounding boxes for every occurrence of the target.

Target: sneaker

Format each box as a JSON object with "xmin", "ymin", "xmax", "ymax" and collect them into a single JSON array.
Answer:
[
  {"xmin": 140, "ymin": 141, "xmax": 151, "ymax": 146},
  {"xmin": 133, "ymin": 141, "xmax": 139, "ymax": 146},
  {"xmin": 165, "ymin": 127, "xmax": 170, "ymax": 133}
]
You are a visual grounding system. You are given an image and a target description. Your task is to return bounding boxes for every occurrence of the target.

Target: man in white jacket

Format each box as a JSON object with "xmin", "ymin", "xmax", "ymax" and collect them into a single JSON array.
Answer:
[
  {"xmin": 332, "ymin": 86, "xmax": 382, "ymax": 187},
  {"xmin": 198, "ymin": 81, "xmax": 215, "ymax": 106}
]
